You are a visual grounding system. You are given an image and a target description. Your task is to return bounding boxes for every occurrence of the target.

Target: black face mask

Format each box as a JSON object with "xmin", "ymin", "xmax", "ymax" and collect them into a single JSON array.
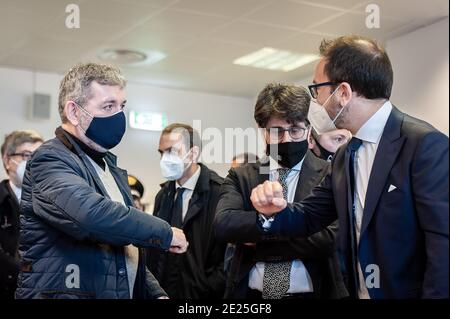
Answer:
[
  {"xmin": 315, "ymin": 139, "xmax": 335, "ymax": 162},
  {"xmin": 266, "ymin": 140, "xmax": 309, "ymax": 168}
]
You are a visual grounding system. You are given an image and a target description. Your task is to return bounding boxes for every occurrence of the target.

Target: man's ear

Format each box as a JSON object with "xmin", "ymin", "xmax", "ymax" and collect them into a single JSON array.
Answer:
[
  {"xmin": 338, "ymin": 82, "xmax": 353, "ymax": 106},
  {"xmin": 2, "ymin": 155, "xmax": 10, "ymax": 174},
  {"xmin": 307, "ymin": 127, "xmax": 315, "ymax": 149},
  {"xmin": 65, "ymin": 101, "xmax": 80, "ymax": 126},
  {"xmin": 191, "ymin": 145, "xmax": 200, "ymax": 163},
  {"xmin": 260, "ymin": 127, "xmax": 270, "ymax": 145}
]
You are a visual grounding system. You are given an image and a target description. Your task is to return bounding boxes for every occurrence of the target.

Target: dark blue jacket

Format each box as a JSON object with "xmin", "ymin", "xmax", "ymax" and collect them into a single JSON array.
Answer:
[
  {"xmin": 262, "ymin": 107, "xmax": 449, "ymax": 298},
  {"xmin": 15, "ymin": 128, "xmax": 173, "ymax": 299}
]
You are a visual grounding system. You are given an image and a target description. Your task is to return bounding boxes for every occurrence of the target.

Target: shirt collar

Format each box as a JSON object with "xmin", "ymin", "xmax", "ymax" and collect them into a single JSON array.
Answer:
[
  {"xmin": 355, "ymin": 101, "xmax": 393, "ymax": 144},
  {"xmin": 268, "ymin": 155, "xmax": 305, "ymax": 172},
  {"xmin": 176, "ymin": 165, "xmax": 201, "ymax": 191},
  {"xmin": 9, "ymin": 180, "xmax": 22, "ymax": 203}
]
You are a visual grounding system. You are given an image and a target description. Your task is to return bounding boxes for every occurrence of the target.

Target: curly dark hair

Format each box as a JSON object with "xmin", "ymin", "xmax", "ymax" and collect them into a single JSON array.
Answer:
[{"xmin": 254, "ymin": 83, "xmax": 310, "ymax": 128}]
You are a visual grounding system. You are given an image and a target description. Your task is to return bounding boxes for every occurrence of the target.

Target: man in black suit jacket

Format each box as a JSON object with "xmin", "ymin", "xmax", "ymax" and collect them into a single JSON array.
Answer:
[
  {"xmin": 147, "ymin": 123, "xmax": 226, "ymax": 299},
  {"xmin": 215, "ymin": 84, "xmax": 347, "ymax": 299},
  {"xmin": 251, "ymin": 35, "xmax": 449, "ymax": 299}
]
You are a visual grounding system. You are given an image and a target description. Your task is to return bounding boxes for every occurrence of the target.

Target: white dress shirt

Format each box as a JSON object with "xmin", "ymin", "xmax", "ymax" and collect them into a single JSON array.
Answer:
[
  {"xmin": 88, "ymin": 157, "xmax": 139, "ymax": 298},
  {"xmin": 9, "ymin": 181, "xmax": 22, "ymax": 204},
  {"xmin": 175, "ymin": 165, "xmax": 201, "ymax": 222},
  {"xmin": 249, "ymin": 156, "xmax": 314, "ymax": 293},
  {"xmin": 352, "ymin": 101, "xmax": 393, "ymax": 299}
]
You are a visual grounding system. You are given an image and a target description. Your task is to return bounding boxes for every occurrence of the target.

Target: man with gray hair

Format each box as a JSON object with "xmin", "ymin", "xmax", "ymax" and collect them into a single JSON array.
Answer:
[
  {"xmin": 15, "ymin": 63, "xmax": 188, "ymax": 299},
  {"xmin": 1, "ymin": 130, "xmax": 43, "ymax": 299}
]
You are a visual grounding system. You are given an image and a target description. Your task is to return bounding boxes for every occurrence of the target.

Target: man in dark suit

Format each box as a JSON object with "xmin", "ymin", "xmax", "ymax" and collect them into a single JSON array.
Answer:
[
  {"xmin": 147, "ymin": 123, "xmax": 226, "ymax": 299},
  {"xmin": 0, "ymin": 130, "xmax": 43, "ymax": 299},
  {"xmin": 251, "ymin": 35, "xmax": 449, "ymax": 299},
  {"xmin": 215, "ymin": 84, "xmax": 347, "ymax": 299}
]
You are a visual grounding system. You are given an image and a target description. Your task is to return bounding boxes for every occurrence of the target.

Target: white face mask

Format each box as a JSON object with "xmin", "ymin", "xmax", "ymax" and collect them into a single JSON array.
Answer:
[
  {"xmin": 160, "ymin": 150, "xmax": 192, "ymax": 181},
  {"xmin": 11, "ymin": 159, "xmax": 26, "ymax": 188},
  {"xmin": 308, "ymin": 85, "xmax": 347, "ymax": 134}
]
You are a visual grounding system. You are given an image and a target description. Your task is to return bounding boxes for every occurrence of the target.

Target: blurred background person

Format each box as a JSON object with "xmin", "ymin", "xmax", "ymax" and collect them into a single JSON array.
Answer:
[
  {"xmin": 231, "ymin": 153, "xmax": 259, "ymax": 169},
  {"xmin": 0, "ymin": 130, "xmax": 43, "ymax": 299},
  {"xmin": 128, "ymin": 174, "xmax": 146, "ymax": 212},
  {"xmin": 308, "ymin": 128, "xmax": 352, "ymax": 162},
  {"xmin": 147, "ymin": 123, "xmax": 226, "ymax": 299}
]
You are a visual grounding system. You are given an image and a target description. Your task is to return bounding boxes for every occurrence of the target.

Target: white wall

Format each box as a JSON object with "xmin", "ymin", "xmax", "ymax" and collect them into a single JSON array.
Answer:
[
  {"xmin": 0, "ymin": 66, "xmax": 255, "ymax": 207},
  {"xmin": 386, "ymin": 18, "xmax": 449, "ymax": 134}
]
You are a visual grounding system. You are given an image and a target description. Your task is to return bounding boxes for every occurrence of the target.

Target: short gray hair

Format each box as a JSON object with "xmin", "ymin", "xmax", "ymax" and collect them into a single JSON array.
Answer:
[
  {"xmin": 1, "ymin": 130, "xmax": 44, "ymax": 172},
  {"xmin": 58, "ymin": 63, "xmax": 127, "ymax": 122}
]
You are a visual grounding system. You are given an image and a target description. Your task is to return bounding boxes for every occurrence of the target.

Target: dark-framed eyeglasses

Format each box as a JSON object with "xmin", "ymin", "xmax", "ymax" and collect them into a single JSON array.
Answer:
[
  {"xmin": 9, "ymin": 152, "xmax": 33, "ymax": 161},
  {"xmin": 308, "ymin": 81, "xmax": 337, "ymax": 99},
  {"xmin": 266, "ymin": 126, "xmax": 308, "ymax": 142}
]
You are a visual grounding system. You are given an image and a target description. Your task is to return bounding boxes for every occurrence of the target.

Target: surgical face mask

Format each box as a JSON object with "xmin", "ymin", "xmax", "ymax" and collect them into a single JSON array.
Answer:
[
  {"xmin": 308, "ymin": 85, "xmax": 346, "ymax": 134},
  {"xmin": 11, "ymin": 159, "xmax": 26, "ymax": 188},
  {"xmin": 160, "ymin": 150, "xmax": 192, "ymax": 181},
  {"xmin": 76, "ymin": 103, "xmax": 126, "ymax": 150}
]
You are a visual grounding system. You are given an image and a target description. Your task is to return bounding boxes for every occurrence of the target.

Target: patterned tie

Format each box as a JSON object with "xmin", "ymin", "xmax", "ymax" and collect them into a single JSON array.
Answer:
[{"xmin": 262, "ymin": 168, "xmax": 292, "ymax": 299}]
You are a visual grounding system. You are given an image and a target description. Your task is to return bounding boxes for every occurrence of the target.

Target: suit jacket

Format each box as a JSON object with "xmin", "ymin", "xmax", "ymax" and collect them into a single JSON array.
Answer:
[
  {"xmin": 214, "ymin": 150, "xmax": 348, "ymax": 299},
  {"xmin": 265, "ymin": 107, "xmax": 449, "ymax": 299},
  {"xmin": 147, "ymin": 163, "xmax": 226, "ymax": 299}
]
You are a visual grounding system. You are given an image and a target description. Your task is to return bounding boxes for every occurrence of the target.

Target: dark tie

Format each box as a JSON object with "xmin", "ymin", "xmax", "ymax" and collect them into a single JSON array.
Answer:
[
  {"xmin": 262, "ymin": 168, "xmax": 292, "ymax": 299},
  {"xmin": 171, "ymin": 187, "xmax": 185, "ymax": 228},
  {"xmin": 163, "ymin": 187, "xmax": 186, "ymax": 298},
  {"xmin": 347, "ymin": 137, "xmax": 363, "ymax": 294},
  {"xmin": 348, "ymin": 138, "xmax": 363, "ymax": 200}
]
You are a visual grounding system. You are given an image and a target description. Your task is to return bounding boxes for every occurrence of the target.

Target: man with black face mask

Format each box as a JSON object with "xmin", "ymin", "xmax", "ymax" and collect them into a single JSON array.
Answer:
[
  {"xmin": 214, "ymin": 83, "xmax": 347, "ymax": 299},
  {"xmin": 16, "ymin": 63, "xmax": 188, "ymax": 299}
]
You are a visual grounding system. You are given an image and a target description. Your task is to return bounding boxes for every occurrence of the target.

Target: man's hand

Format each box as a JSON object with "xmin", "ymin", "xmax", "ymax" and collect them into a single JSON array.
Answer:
[
  {"xmin": 250, "ymin": 181, "xmax": 287, "ymax": 217},
  {"xmin": 169, "ymin": 227, "xmax": 188, "ymax": 253}
]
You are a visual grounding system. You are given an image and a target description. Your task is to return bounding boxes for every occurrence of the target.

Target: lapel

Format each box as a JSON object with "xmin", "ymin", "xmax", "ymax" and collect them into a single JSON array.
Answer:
[
  {"xmin": 158, "ymin": 182, "xmax": 176, "ymax": 221},
  {"xmin": 182, "ymin": 164, "xmax": 208, "ymax": 227},
  {"xmin": 360, "ymin": 106, "xmax": 406, "ymax": 236},
  {"xmin": 294, "ymin": 151, "xmax": 324, "ymax": 202},
  {"xmin": 343, "ymin": 142, "xmax": 355, "ymax": 245},
  {"xmin": 2, "ymin": 181, "xmax": 20, "ymax": 209}
]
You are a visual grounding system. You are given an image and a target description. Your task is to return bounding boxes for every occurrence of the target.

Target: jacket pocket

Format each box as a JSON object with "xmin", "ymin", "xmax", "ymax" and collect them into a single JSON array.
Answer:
[{"xmin": 381, "ymin": 187, "xmax": 404, "ymax": 206}]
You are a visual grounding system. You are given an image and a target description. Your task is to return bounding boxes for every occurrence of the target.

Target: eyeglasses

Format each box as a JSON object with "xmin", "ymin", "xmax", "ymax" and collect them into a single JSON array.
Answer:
[
  {"xmin": 266, "ymin": 126, "xmax": 308, "ymax": 142},
  {"xmin": 308, "ymin": 82, "xmax": 337, "ymax": 99},
  {"xmin": 9, "ymin": 152, "xmax": 33, "ymax": 161}
]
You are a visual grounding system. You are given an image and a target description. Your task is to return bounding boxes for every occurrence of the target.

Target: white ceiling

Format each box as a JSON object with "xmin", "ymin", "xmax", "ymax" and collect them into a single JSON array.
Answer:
[{"xmin": 0, "ymin": 0, "xmax": 448, "ymax": 97}]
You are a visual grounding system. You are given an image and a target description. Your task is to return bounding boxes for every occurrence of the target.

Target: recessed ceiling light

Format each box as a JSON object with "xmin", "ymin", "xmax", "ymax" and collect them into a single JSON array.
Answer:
[
  {"xmin": 98, "ymin": 49, "xmax": 166, "ymax": 66},
  {"xmin": 233, "ymin": 47, "xmax": 319, "ymax": 72}
]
